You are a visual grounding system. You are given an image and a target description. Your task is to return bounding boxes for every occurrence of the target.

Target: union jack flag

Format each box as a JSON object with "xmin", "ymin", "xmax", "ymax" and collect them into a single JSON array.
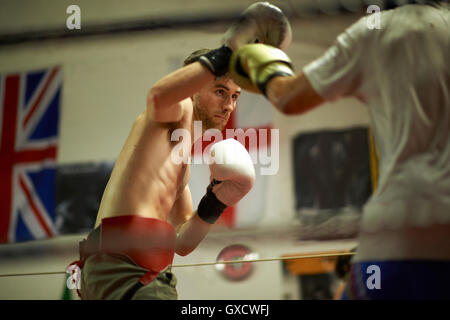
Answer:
[{"xmin": 0, "ymin": 66, "xmax": 62, "ymax": 243}]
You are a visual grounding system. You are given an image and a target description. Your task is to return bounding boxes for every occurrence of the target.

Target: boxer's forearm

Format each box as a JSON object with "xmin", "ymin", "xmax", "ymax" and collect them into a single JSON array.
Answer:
[
  {"xmin": 147, "ymin": 62, "xmax": 214, "ymax": 121},
  {"xmin": 266, "ymin": 72, "xmax": 324, "ymax": 115},
  {"xmin": 174, "ymin": 212, "xmax": 211, "ymax": 256}
]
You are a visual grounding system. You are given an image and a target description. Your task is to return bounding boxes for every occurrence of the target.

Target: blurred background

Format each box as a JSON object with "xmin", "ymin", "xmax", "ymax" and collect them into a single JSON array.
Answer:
[{"xmin": 0, "ymin": 0, "xmax": 416, "ymax": 300}]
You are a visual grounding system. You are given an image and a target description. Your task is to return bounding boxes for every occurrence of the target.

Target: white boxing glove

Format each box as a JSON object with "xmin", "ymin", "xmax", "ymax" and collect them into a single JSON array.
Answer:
[{"xmin": 197, "ymin": 139, "xmax": 255, "ymax": 224}]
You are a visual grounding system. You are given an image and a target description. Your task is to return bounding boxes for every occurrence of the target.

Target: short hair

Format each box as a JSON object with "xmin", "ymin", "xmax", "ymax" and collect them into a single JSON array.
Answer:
[{"xmin": 183, "ymin": 48, "xmax": 212, "ymax": 66}]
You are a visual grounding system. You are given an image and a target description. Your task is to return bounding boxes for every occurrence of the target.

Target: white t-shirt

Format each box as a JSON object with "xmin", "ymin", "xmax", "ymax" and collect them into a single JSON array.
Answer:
[{"xmin": 303, "ymin": 4, "xmax": 450, "ymax": 261}]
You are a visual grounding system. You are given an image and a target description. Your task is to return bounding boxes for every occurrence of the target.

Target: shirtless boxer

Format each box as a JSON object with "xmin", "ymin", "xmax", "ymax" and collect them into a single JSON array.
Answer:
[
  {"xmin": 229, "ymin": 1, "xmax": 450, "ymax": 299},
  {"xmin": 69, "ymin": 2, "xmax": 292, "ymax": 300}
]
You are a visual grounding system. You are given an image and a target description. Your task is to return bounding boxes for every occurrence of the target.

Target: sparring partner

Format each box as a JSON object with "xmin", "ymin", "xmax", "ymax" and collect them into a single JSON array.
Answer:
[
  {"xmin": 69, "ymin": 2, "xmax": 291, "ymax": 300},
  {"xmin": 229, "ymin": 1, "xmax": 450, "ymax": 299}
]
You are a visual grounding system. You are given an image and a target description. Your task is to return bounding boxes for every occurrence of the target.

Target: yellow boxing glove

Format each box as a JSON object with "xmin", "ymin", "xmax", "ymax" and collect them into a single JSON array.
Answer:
[{"xmin": 229, "ymin": 43, "xmax": 294, "ymax": 95}]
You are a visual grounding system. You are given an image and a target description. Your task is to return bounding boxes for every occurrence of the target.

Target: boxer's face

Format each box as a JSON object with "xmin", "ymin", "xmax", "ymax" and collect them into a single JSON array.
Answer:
[{"xmin": 192, "ymin": 76, "xmax": 241, "ymax": 131}]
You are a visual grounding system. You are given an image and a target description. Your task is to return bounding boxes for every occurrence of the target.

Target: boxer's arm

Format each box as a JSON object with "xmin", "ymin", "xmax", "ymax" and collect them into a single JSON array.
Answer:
[
  {"xmin": 147, "ymin": 62, "xmax": 214, "ymax": 123},
  {"xmin": 169, "ymin": 186, "xmax": 212, "ymax": 256},
  {"xmin": 174, "ymin": 212, "xmax": 212, "ymax": 257}
]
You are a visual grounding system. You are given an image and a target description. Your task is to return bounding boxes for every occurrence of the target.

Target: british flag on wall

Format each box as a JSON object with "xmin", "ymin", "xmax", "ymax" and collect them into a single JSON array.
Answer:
[{"xmin": 0, "ymin": 66, "xmax": 62, "ymax": 243}]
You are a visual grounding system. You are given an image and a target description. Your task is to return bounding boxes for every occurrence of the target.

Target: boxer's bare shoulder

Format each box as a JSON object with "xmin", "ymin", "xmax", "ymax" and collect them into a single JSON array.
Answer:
[{"xmin": 95, "ymin": 99, "xmax": 193, "ymax": 228}]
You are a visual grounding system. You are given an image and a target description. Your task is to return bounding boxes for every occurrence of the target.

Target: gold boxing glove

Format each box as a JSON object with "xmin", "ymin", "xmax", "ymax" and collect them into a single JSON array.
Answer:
[{"xmin": 229, "ymin": 43, "xmax": 294, "ymax": 95}]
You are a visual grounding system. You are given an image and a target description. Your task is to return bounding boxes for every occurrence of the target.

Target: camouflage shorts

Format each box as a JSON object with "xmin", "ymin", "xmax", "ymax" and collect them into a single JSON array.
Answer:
[{"xmin": 79, "ymin": 252, "xmax": 178, "ymax": 300}]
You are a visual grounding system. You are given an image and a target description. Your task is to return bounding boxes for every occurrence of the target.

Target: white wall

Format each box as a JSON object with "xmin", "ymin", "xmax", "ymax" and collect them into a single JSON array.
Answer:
[{"xmin": 0, "ymin": 1, "xmax": 366, "ymax": 299}]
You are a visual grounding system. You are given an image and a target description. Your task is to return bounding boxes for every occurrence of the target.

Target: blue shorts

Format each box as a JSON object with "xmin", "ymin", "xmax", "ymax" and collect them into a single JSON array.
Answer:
[{"xmin": 342, "ymin": 260, "xmax": 450, "ymax": 300}]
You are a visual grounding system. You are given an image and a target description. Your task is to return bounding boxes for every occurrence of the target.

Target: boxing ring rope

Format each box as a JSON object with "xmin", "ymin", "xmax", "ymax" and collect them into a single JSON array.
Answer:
[
  {"xmin": 172, "ymin": 251, "xmax": 355, "ymax": 268},
  {"xmin": 0, "ymin": 251, "xmax": 355, "ymax": 278}
]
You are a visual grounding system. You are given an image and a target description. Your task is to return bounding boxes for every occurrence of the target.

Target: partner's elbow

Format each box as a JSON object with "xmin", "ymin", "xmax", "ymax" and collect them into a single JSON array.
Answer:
[
  {"xmin": 175, "ymin": 245, "xmax": 194, "ymax": 257},
  {"xmin": 271, "ymin": 94, "xmax": 297, "ymax": 115},
  {"xmin": 278, "ymin": 100, "xmax": 300, "ymax": 115},
  {"xmin": 271, "ymin": 87, "xmax": 325, "ymax": 116},
  {"xmin": 266, "ymin": 76, "xmax": 300, "ymax": 115},
  {"xmin": 276, "ymin": 99, "xmax": 319, "ymax": 116},
  {"xmin": 267, "ymin": 72, "xmax": 325, "ymax": 116}
]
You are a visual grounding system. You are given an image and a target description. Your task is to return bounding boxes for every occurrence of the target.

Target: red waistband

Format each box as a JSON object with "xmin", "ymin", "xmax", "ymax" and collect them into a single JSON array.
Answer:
[{"xmin": 99, "ymin": 216, "xmax": 176, "ymax": 273}]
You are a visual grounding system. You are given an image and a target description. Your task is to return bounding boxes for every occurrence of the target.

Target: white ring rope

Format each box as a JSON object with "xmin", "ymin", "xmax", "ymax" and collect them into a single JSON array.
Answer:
[{"xmin": 0, "ymin": 251, "xmax": 354, "ymax": 278}]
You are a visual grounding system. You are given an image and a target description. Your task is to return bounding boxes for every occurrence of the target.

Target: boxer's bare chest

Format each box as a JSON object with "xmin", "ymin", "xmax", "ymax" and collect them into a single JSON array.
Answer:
[
  {"xmin": 174, "ymin": 162, "xmax": 190, "ymax": 198},
  {"xmin": 167, "ymin": 121, "xmax": 192, "ymax": 200}
]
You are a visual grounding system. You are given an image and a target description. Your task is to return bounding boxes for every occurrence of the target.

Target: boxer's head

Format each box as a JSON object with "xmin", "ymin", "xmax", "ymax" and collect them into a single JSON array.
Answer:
[{"xmin": 184, "ymin": 49, "xmax": 241, "ymax": 131}]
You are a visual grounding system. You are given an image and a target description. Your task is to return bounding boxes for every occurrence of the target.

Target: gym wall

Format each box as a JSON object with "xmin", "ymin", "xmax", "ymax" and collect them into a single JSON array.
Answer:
[{"xmin": 0, "ymin": 0, "xmax": 367, "ymax": 299}]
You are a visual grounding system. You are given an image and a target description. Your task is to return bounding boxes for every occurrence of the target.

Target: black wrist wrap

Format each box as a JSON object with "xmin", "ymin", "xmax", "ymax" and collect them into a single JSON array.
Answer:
[
  {"xmin": 198, "ymin": 45, "xmax": 232, "ymax": 78},
  {"xmin": 197, "ymin": 180, "xmax": 227, "ymax": 224}
]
